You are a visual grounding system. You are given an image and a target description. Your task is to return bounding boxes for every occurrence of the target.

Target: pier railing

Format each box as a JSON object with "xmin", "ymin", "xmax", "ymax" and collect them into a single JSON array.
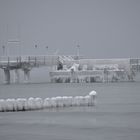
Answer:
[
  {"xmin": 0, "ymin": 55, "xmax": 59, "ymax": 68},
  {"xmin": 50, "ymin": 70, "xmax": 104, "ymax": 77}
]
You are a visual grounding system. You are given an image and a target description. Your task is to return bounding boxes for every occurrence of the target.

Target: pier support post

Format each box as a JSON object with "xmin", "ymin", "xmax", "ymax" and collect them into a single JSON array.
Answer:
[
  {"xmin": 23, "ymin": 69, "xmax": 30, "ymax": 83},
  {"xmin": 14, "ymin": 69, "xmax": 20, "ymax": 83},
  {"xmin": 4, "ymin": 69, "xmax": 10, "ymax": 84}
]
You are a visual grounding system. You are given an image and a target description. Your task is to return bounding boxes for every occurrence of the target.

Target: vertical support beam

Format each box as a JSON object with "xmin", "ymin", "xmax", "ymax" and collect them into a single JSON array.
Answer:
[
  {"xmin": 23, "ymin": 69, "xmax": 30, "ymax": 83},
  {"xmin": 4, "ymin": 69, "xmax": 10, "ymax": 84},
  {"xmin": 14, "ymin": 69, "xmax": 20, "ymax": 83},
  {"xmin": 43, "ymin": 56, "xmax": 45, "ymax": 65},
  {"xmin": 35, "ymin": 56, "xmax": 37, "ymax": 66}
]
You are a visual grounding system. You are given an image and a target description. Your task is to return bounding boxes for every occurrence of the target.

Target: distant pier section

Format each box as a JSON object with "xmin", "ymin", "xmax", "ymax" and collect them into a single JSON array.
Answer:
[{"xmin": 50, "ymin": 58, "xmax": 140, "ymax": 83}]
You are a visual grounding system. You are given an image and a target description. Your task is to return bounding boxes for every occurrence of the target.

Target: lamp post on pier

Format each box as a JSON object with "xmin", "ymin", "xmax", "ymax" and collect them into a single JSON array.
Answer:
[
  {"xmin": 35, "ymin": 44, "xmax": 38, "ymax": 55},
  {"xmin": 76, "ymin": 44, "xmax": 80, "ymax": 60},
  {"xmin": 2, "ymin": 45, "xmax": 5, "ymax": 56},
  {"xmin": 45, "ymin": 46, "xmax": 48, "ymax": 55}
]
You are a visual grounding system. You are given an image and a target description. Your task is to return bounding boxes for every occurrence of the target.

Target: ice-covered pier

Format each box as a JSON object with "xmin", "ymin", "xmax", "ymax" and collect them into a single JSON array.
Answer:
[
  {"xmin": 50, "ymin": 58, "xmax": 140, "ymax": 83},
  {"xmin": 0, "ymin": 55, "xmax": 76, "ymax": 84},
  {"xmin": 0, "ymin": 55, "xmax": 140, "ymax": 84},
  {"xmin": 0, "ymin": 90, "xmax": 97, "ymax": 112}
]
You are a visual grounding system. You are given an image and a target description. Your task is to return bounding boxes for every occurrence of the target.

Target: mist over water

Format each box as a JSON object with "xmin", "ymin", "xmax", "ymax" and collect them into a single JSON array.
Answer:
[
  {"xmin": 0, "ymin": 0, "xmax": 140, "ymax": 139},
  {"xmin": 0, "ymin": 0, "xmax": 140, "ymax": 58},
  {"xmin": 0, "ymin": 82, "xmax": 140, "ymax": 140}
]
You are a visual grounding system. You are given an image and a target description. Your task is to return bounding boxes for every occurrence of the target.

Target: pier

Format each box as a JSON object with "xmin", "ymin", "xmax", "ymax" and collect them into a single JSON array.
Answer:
[
  {"xmin": 0, "ymin": 55, "xmax": 140, "ymax": 84},
  {"xmin": 50, "ymin": 58, "xmax": 140, "ymax": 83},
  {"xmin": 0, "ymin": 55, "xmax": 76, "ymax": 84}
]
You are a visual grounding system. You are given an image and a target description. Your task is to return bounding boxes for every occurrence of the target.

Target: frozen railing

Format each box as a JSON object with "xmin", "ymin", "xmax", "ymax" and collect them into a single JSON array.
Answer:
[
  {"xmin": 0, "ymin": 55, "xmax": 59, "ymax": 67},
  {"xmin": 50, "ymin": 70, "xmax": 104, "ymax": 77}
]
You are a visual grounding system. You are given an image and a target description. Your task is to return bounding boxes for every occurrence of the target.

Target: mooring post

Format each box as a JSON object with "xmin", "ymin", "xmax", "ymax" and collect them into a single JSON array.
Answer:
[
  {"xmin": 14, "ymin": 69, "xmax": 20, "ymax": 83},
  {"xmin": 4, "ymin": 69, "xmax": 10, "ymax": 84},
  {"xmin": 23, "ymin": 69, "xmax": 30, "ymax": 83},
  {"xmin": 8, "ymin": 57, "xmax": 10, "ymax": 67}
]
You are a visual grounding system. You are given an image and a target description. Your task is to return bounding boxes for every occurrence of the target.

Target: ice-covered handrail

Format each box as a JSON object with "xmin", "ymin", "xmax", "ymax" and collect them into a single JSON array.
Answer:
[{"xmin": 0, "ymin": 90, "xmax": 97, "ymax": 112}]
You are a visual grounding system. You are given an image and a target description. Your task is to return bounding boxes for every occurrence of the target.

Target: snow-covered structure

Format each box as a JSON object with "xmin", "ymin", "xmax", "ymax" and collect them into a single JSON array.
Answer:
[{"xmin": 50, "ymin": 58, "xmax": 140, "ymax": 83}]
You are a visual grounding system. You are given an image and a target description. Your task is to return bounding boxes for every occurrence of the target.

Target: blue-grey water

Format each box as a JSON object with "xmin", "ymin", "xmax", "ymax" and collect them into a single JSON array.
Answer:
[{"xmin": 0, "ymin": 82, "xmax": 140, "ymax": 140}]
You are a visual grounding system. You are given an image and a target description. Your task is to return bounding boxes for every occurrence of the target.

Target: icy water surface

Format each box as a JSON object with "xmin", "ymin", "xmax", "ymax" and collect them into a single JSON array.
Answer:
[{"xmin": 0, "ymin": 82, "xmax": 140, "ymax": 140}]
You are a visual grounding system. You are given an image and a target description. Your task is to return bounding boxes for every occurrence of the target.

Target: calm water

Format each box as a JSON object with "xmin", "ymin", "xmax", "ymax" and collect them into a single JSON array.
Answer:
[{"xmin": 0, "ymin": 82, "xmax": 140, "ymax": 140}]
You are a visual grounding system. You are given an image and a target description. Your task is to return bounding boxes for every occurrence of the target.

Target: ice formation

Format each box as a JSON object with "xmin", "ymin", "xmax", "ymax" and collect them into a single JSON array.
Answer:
[{"xmin": 0, "ymin": 90, "xmax": 97, "ymax": 112}]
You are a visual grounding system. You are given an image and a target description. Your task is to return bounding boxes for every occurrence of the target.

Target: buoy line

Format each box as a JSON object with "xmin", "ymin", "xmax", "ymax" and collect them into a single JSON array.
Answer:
[{"xmin": 0, "ymin": 90, "xmax": 97, "ymax": 112}]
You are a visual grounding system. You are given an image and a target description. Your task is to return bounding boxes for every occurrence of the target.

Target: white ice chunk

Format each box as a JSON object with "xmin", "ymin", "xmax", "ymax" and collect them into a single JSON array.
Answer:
[
  {"xmin": 74, "ymin": 96, "xmax": 81, "ymax": 106},
  {"xmin": 89, "ymin": 90, "xmax": 97, "ymax": 96},
  {"xmin": 50, "ymin": 97, "xmax": 57, "ymax": 107},
  {"xmin": 62, "ymin": 96, "xmax": 68, "ymax": 107},
  {"xmin": 16, "ymin": 98, "xmax": 27, "ymax": 111},
  {"xmin": 67, "ymin": 96, "xmax": 73, "ymax": 106},
  {"xmin": 16, "ymin": 98, "xmax": 24, "ymax": 111},
  {"xmin": 0, "ymin": 99, "xmax": 6, "ymax": 112},
  {"xmin": 10, "ymin": 99, "xmax": 17, "ymax": 111},
  {"xmin": 78, "ymin": 96, "xmax": 85, "ymax": 106},
  {"xmin": 6, "ymin": 99, "xmax": 14, "ymax": 111},
  {"xmin": 35, "ymin": 97, "xmax": 43, "ymax": 109},
  {"xmin": 43, "ymin": 98, "xmax": 51, "ymax": 108},
  {"xmin": 28, "ymin": 97, "xmax": 36, "ymax": 110},
  {"xmin": 84, "ymin": 95, "xmax": 90, "ymax": 106},
  {"xmin": 56, "ymin": 96, "xmax": 63, "ymax": 107},
  {"xmin": 89, "ymin": 90, "xmax": 97, "ymax": 105}
]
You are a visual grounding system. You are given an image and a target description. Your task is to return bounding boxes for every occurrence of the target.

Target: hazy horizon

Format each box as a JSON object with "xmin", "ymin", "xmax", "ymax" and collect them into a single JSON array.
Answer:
[{"xmin": 0, "ymin": 0, "xmax": 140, "ymax": 59}]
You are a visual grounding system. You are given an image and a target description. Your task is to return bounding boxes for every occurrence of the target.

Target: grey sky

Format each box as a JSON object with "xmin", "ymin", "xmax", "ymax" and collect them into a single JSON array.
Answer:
[{"xmin": 0, "ymin": 0, "xmax": 140, "ymax": 58}]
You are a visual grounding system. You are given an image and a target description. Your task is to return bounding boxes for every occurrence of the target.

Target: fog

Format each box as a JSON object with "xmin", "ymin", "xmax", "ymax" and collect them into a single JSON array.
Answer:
[{"xmin": 0, "ymin": 0, "xmax": 140, "ymax": 58}]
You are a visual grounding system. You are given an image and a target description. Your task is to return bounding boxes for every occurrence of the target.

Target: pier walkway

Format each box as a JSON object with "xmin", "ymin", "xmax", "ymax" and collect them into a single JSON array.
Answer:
[
  {"xmin": 0, "ymin": 55, "xmax": 75, "ymax": 84},
  {"xmin": 0, "ymin": 56, "xmax": 140, "ymax": 84}
]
